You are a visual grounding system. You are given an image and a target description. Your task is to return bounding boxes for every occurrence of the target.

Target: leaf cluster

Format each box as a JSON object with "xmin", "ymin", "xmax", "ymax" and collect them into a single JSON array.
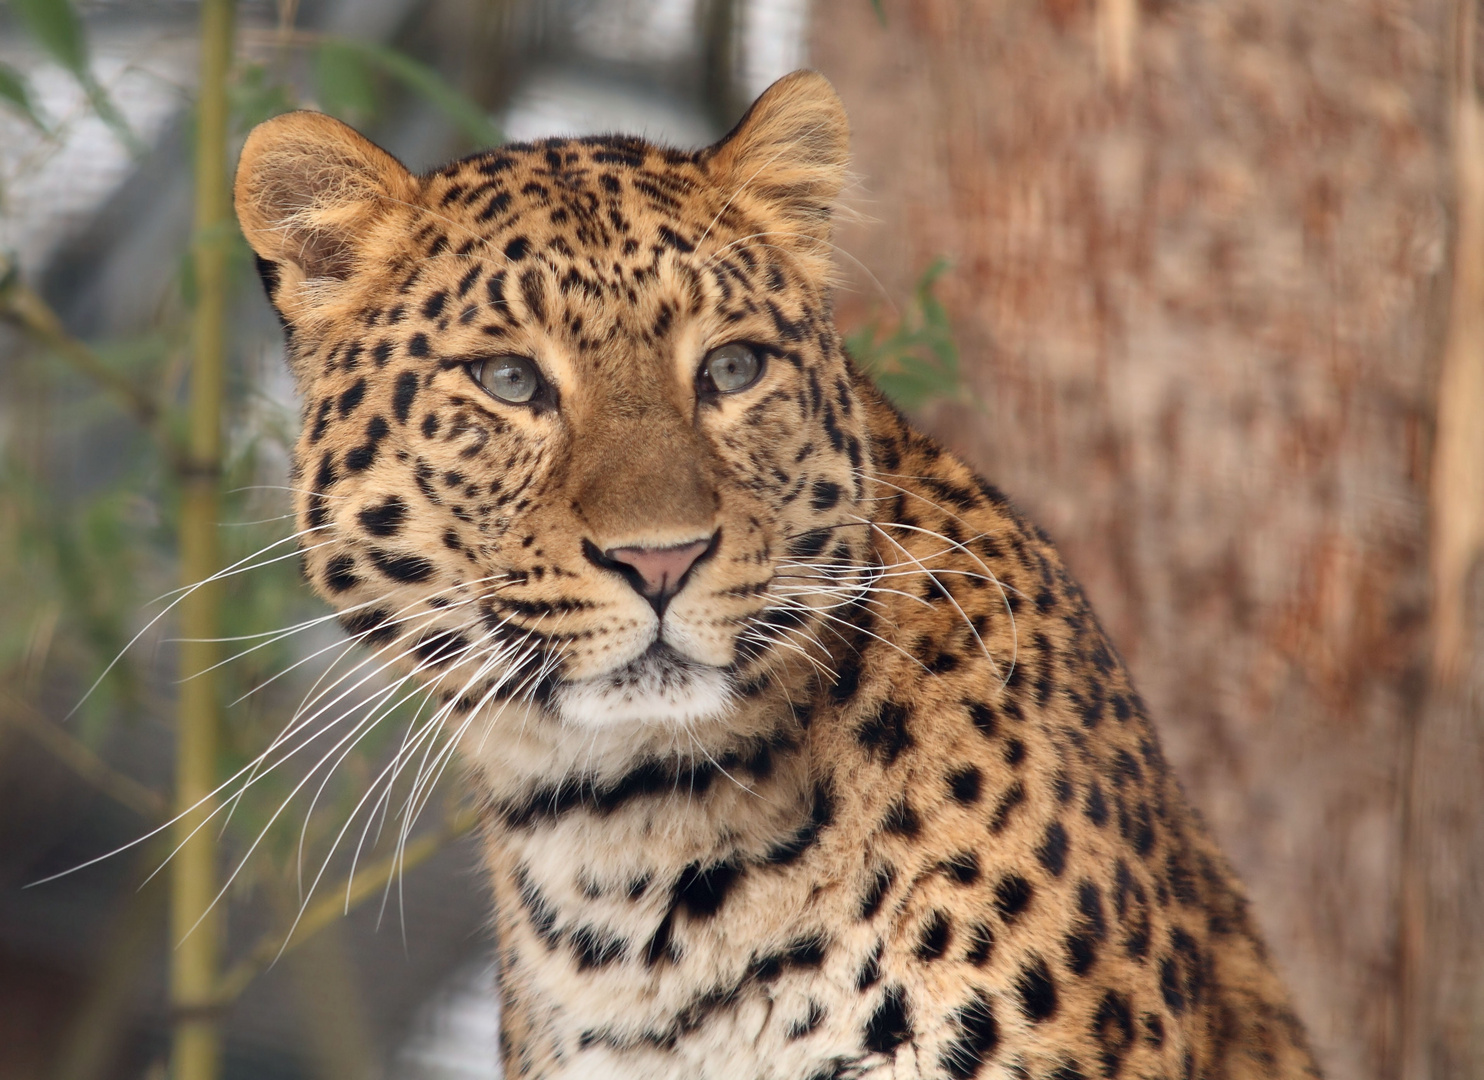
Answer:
[{"xmin": 846, "ymin": 257, "xmax": 975, "ymax": 412}]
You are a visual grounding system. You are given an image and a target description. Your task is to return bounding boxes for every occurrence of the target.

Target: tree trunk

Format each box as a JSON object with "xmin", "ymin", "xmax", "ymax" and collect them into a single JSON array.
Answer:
[{"xmin": 811, "ymin": 0, "xmax": 1482, "ymax": 1076}]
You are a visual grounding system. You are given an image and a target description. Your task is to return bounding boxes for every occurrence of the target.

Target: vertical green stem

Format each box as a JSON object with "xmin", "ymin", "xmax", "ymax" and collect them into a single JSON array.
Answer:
[{"xmin": 172, "ymin": 1, "xmax": 235, "ymax": 1079}]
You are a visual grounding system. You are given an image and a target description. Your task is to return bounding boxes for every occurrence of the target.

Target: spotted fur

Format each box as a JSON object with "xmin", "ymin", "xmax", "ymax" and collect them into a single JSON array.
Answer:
[{"xmin": 235, "ymin": 71, "xmax": 1321, "ymax": 1080}]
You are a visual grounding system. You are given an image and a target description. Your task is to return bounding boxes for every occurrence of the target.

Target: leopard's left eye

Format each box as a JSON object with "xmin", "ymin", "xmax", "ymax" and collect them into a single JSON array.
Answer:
[
  {"xmin": 700, "ymin": 343, "xmax": 763, "ymax": 394},
  {"xmin": 469, "ymin": 355, "xmax": 543, "ymax": 404}
]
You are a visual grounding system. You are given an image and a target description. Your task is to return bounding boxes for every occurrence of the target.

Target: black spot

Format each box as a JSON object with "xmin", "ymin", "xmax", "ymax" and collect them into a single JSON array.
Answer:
[
  {"xmin": 1085, "ymin": 781, "xmax": 1110, "ymax": 827},
  {"xmin": 1015, "ymin": 956, "xmax": 1059, "ymax": 1022},
  {"xmin": 674, "ymin": 860, "xmax": 741, "ymax": 919},
  {"xmin": 786, "ymin": 528, "xmax": 830, "ymax": 559},
  {"xmin": 939, "ymin": 990, "xmax": 999, "ymax": 1079},
  {"xmin": 338, "ymin": 606, "xmax": 395, "ymax": 645},
  {"xmin": 471, "ymin": 188, "xmax": 511, "ymax": 222},
  {"xmin": 1066, "ymin": 880, "xmax": 1107, "ymax": 976},
  {"xmin": 1160, "ymin": 957, "xmax": 1185, "ymax": 1014},
  {"xmin": 513, "ymin": 865, "xmax": 560, "ymax": 949},
  {"xmin": 455, "ymin": 265, "xmax": 482, "ymax": 296},
  {"xmin": 1053, "ymin": 772, "xmax": 1074, "ymax": 804},
  {"xmin": 504, "ymin": 236, "xmax": 530, "ymax": 262},
  {"xmin": 940, "ymin": 851, "xmax": 980, "ymax": 885},
  {"xmin": 570, "ymin": 924, "xmax": 625, "ymax": 969},
  {"xmin": 967, "ymin": 701, "xmax": 996, "ymax": 738},
  {"xmin": 519, "ymin": 269, "xmax": 546, "ymax": 322},
  {"xmin": 846, "ymin": 939, "xmax": 882, "ymax": 998},
  {"xmin": 369, "ymin": 548, "xmax": 434, "ymax": 583},
  {"xmin": 948, "ymin": 766, "xmax": 983, "ymax": 805},
  {"xmin": 643, "ymin": 911, "xmax": 678, "ymax": 966},
  {"xmin": 421, "ymin": 413, "xmax": 440, "ymax": 438},
  {"xmin": 882, "ymin": 798, "xmax": 920, "ymax": 838},
  {"xmin": 1002, "ymin": 738, "xmax": 1026, "ymax": 766},
  {"xmin": 412, "ymin": 630, "xmax": 469, "ymax": 667},
  {"xmin": 754, "ymin": 935, "xmax": 828, "ymax": 982},
  {"xmin": 993, "ymin": 874, "xmax": 1033, "ymax": 922},
  {"xmin": 309, "ymin": 397, "xmax": 333, "ymax": 442},
  {"xmin": 393, "ymin": 370, "xmax": 419, "ymax": 422},
  {"xmin": 855, "ymin": 700, "xmax": 913, "ymax": 765},
  {"xmin": 357, "ymin": 495, "xmax": 408, "ymax": 537},
  {"xmin": 858, "ymin": 866, "xmax": 895, "ymax": 920},
  {"xmin": 831, "ymin": 653, "xmax": 863, "ymax": 703},
  {"xmin": 763, "ymin": 784, "xmax": 834, "ymax": 864},
  {"xmin": 915, "ymin": 911, "xmax": 952, "ymax": 961},
  {"xmin": 344, "ymin": 415, "xmax": 390, "ymax": 472},
  {"xmin": 989, "ymin": 781, "xmax": 1025, "ymax": 833},
  {"xmin": 408, "ymin": 332, "xmax": 430, "ymax": 358},
  {"xmin": 323, "ymin": 554, "xmax": 359, "ymax": 593},
  {"xmin": 963, "ymin": 922, "xmax": 994, "ymax": 966},
  {"xmin": 810, "ymin": 479, "xmax": 843, "ymax": 511},
  {"xmin": 1036, "ymin": 821, "xmax": 1070, "ymax": 877},
  {"xmin": 1142, "ymin": 1013, "xmax": 1165, "ymax": 1047},
  {"xmin": 421, "ymin": 291, "xmax": 447, "ymax": 320},
  {"xmin": 338, "ymin": 378, "xmax": 367, "ymax": 416},
  {"xmin": 1092, "ymin": 990, "xmax": 1135, "ymax": 1078},
  {"xmin": 787, "ymin": 1000, "xmax": 827, "ymax": 1040},
  {"xmin": 863, "ymin": 985, "xmax": 912, "ymax": 1054}
]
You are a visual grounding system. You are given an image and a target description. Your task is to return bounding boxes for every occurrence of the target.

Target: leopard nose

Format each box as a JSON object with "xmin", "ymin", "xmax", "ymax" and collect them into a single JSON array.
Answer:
[{"xmin": 585, "ymin": 535, "xmax": 716, "ymax": 614}]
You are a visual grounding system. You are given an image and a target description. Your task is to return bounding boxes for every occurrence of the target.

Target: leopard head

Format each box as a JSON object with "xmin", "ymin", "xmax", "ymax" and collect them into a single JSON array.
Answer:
[{"xmin": 234, "ymin": 71, "xmax": 874, "ymax": 738}]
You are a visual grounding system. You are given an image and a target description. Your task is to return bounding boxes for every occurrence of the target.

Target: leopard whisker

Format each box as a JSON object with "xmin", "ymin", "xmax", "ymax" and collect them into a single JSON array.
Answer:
[
  {"xmin": 66, "ymin": 529, "xmax": 337, "ymax": 721},
  {"xmin": 851, "ymin": 515, "xmax": 1009, "ymax": 683}
]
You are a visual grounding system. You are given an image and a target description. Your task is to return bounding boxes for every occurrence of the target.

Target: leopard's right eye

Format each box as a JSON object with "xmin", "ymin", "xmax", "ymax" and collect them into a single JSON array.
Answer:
[{"xmin": 469, "ymin": 356, "xmax": 543, "ymax": 404}]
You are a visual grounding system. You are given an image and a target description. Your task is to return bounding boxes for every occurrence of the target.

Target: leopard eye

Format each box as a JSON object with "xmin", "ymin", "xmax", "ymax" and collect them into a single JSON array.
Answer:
[
  {"xmin": 701, "ymin": 343, "xmax": 762, "ymax": 395},
  {"xmin": 469, "ymin": 355, "xmax": 542, "ymax": 404}
]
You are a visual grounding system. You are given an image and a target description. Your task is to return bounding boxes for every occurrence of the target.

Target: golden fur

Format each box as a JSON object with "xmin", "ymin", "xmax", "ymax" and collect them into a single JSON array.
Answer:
[{"xmin": 235, "ymin": 71, "xmax": 1320, "ymax": 1080}]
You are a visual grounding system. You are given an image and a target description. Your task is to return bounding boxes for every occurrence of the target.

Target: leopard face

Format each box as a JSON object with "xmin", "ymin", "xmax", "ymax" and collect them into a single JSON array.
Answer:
[{"xmin": 235, "ymin": 72, "xmax": 869, "ymax": 733}]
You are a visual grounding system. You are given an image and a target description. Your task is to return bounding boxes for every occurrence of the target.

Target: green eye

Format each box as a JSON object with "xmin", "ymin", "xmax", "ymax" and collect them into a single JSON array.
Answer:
[
  {"xmin": 470, "ymin": 356, "xmax": 542, "ymax": 404},
  {"xmin": 702, "ymin": 343, "xmax": 762, "ymax": 394}
]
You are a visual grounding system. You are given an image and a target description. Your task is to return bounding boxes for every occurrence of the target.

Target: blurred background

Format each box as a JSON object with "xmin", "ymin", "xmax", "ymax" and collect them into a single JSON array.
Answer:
[{"xmin": 0, "ymin": 0, "xmax": 1481, "ymax": 1078}]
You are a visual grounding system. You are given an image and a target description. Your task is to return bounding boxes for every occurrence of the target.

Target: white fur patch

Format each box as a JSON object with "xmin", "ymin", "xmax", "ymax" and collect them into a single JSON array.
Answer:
[{"xmin": 552, "ymin": 645, "xmax": 733, "ymax": 729}]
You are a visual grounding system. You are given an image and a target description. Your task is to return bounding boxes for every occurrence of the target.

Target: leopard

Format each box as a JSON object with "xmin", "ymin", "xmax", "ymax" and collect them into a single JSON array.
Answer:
[{"xmin": 233, "ymin": 70, "xmax": 1322, "ymax": 1080}]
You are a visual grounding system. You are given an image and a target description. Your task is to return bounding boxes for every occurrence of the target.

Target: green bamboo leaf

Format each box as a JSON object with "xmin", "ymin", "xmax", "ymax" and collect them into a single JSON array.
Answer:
[
  {"xmin": 314, "ymin": 41, "xmax": 378, "ymax": 125},
  {"xmin": 326, "ymin": 37, "xmax": 502, "ymax": 148},
  {"xmin": 0, "ymin": 61, "xmax": 47, "ymax": 130},
  {"xmin": 9, "ymin": 0, "xmax": 88, "ymax": 77},
  {"xmin": 8, "ymin": 0, "xmax": 143, "ymax": 153},
  {"xmin": 231, "ymin": 62, "xmax": 300, "ymax": 131}
]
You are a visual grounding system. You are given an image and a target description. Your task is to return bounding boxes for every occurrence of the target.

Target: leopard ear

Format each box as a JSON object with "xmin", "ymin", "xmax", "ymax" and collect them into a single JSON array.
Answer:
[
  {"xmin": 706, "ymin": 70, "xmax": 850, "ymax": 244},
  {"xmin": 234, "ymin": 111, "xmax": 417, "ymax": 321}
]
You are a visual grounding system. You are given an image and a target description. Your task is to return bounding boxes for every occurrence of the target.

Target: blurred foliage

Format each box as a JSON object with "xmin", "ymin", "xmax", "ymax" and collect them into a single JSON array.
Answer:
[
  {"xmin": 846, "ymin": 257, "xmax": 974, "ymax": 412},
  {"xmin": 0, "ymin": 60, "xmax": 47, "ymax": 131},
  {"xmin": 8, "ymin": 0, "xmax": 141, "ymax": 151},
  {"xmin": 0, "ymin": 3, "xmax": 499, "ymax": 1037}
]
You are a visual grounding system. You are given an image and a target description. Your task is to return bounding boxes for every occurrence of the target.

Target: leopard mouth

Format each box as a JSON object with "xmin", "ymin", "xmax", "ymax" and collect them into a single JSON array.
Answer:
[{"xmin": 550, "ymin": 641, "xmax": 733, "ymax": 728}]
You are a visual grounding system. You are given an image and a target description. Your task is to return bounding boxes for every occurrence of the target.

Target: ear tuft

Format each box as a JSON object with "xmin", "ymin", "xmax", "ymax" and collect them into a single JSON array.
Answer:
[
  {"xmin": 234, "ymin": 111, "xmax": 416, "ymax": 288},
  {"xmin": 707, "ymin": 70, "xmax": 850, "ymax": 241}
]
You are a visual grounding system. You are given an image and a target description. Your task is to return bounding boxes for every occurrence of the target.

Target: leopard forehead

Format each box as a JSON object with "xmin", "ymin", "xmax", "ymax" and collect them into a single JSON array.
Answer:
[{"xmin": 300, "ymin": 133, "xmax": 838, "ymax": 405}]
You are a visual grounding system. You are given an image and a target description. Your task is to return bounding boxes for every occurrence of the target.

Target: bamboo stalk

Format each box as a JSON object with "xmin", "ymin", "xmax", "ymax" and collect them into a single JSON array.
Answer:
[{"xmin": 171, "ymin": 2, "xmax": 236, "ymax": 1078}]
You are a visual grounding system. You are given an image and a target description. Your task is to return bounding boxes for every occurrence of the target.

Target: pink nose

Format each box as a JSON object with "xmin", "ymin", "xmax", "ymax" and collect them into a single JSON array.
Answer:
[{"xmin": 605, "ymin": 539, "xmax": 712, "ymax": 600}]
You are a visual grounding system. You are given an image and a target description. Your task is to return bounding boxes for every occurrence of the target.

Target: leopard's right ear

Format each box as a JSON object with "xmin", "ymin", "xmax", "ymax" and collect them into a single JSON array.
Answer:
[{"xmin": 234, "ymin": 111, "xmax": 417, "ymax": 326}]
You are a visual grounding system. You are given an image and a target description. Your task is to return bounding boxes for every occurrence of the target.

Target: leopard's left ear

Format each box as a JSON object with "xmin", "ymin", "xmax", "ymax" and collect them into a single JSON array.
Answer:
[{"xmin": 706, "ymin": 70, "xmax": 850, "ymax": 245}]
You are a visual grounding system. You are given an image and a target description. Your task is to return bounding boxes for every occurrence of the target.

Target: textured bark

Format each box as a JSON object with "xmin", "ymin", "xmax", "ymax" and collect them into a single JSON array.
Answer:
[{"xmin": 811, "ymin": 1, "xmax": 1481, "ymax": 1076}]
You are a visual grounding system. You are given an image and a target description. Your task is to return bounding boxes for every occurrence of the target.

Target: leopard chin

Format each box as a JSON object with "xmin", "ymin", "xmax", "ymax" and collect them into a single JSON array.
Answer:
[{"xmin": 551, "ymin": 642, "xmax": 734, "ymax": 728}]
